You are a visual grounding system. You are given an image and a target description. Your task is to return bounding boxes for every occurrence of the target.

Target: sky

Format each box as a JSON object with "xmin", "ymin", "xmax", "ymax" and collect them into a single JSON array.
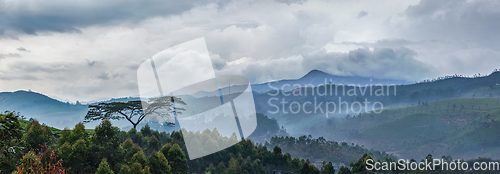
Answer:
[{"xmin": 0, "ymin": 0, "xmax": 499, "ymax": 102}]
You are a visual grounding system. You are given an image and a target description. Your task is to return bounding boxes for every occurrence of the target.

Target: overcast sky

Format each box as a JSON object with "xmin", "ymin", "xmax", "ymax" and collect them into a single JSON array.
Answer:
[{"xmin": 1, "ymin": 0, "xmax": 499, "ymax": 102}]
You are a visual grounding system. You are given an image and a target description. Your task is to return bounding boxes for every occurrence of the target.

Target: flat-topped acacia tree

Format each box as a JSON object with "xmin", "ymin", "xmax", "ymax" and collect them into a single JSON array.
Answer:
[{"xmin": 84, "ymin": 96, "xmax": 186, "ymax": 129}]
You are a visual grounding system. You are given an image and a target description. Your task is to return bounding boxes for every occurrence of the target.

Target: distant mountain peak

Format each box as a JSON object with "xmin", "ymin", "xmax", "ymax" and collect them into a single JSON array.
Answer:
[{"xmin": 300, "ymin": 69, "xmax": 331, "ymax": 79}]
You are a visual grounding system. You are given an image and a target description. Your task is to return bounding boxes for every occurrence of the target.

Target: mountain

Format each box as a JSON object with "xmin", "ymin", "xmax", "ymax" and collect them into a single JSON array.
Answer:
[
  {"xmin": 317, "ymin": 97, "xmax": 500, "ymax": 160},
  {"xmin": 0, "ymin": 90, "xmax": 89, "ymax": 129},
  {"xmin": 191, "ymin": 69, "xmax": 410, "ymax": 97},
  {"xmin": 2, "ymin": 70, "xmax": 500, "ymax": 149},
  {"xmin": 251, "ymin": 69, "xmax": 410, "ymax": 93},
  {"xmin": 249, "ymin": 71, "xmax": 500, "ymax": 160},
  {"xmin": 0, "ymin": 91, "xmax": 136, "ymax": 129}
]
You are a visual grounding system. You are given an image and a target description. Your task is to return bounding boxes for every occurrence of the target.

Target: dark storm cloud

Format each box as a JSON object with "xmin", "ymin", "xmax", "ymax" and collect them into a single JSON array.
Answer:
[
  {"xmin": 0, "ymin": 0, "xmax": 215, "ymax": 36},
  {"xmin": 357, "ymin": 11, "xmax": 368, "ymax": 18},
  {"xmin": 402, "ymin": 0, "xmax": 500, "ymax": 49},
  {"xmin": 302, "ymin": 47, "xmax": 435, "ymax": 80}
]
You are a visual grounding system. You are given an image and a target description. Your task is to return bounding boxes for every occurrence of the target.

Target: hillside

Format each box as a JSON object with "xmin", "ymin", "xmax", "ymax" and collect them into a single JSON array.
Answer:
[
  {"xmin": 265, "ymin": 135, "xmax": 397, "ymax": 167},
  {"xmin": 0, "ymin": 91, "xmax": 89, "ymax": 129},
  {"xmin": 0, "ymin": 91, "xmax": 140, "ymax": 129},
  {"xmin": 2, "ymin": 71, "xmax": 500, "ymax": 160},
  {"xmin": 317, "ymin": 97, "xmax": 500, "ymax": 160},
  {"xmin": 252, "ymin": 71, "xmax": 500, "ymax": 136},
  {"xmin": 250, "ymin": 69, "xmax": 410, "ymax": 93}
]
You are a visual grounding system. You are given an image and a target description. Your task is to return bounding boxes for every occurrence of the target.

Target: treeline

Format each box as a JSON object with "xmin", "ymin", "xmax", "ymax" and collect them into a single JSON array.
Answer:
[
  {"xmin": 265, "ymin": 135, "xmax": 397, "ymax": 166},
  {"xmin": 1, "ymin": 111, "xmax": 337, "ymax": 174},
  {"xmin": 189, "ymin": 136, "xmax": 337, "ymax": 174},
  {"xmin": 0, "ymin": 110, "xmax": 189, "ymax": 174}
]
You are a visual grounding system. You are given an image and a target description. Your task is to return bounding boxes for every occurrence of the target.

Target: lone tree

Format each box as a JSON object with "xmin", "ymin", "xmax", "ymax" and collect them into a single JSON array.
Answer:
[{"xmin": 84, "ymin": 96, "xmax": 186, "ymax": 129}]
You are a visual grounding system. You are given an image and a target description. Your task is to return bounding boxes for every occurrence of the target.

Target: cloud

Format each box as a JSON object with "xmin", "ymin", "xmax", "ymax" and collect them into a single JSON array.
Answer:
[
  {"xmin": 96, "ymin": 72, "xmax": 119, "ymax": 80},
  {"xmin": 17, "ymin": 47, "xmax": 30, "ymax": 52},
  {"xmin": 0, "ymin": 0, "xmax": 213, "ymax": 36},
  {"xmin": 396, "ymin": 0, "xmax": 500, "ymax": 49},
  {"xmin": 209, "ymin": 53, "xmax": 227, "ymax": 70},
  {"xmin": 301, "ymin": 47, "xmax": 435, "ymax": 80},
  {"xmin": 217, "ymin": 47, "xmax": 435, "ymax": 83},
  {"xmin": 219, "ymin": 55, "xmax": 306, "ymax": 83},
  {"xmin": 0, "ymin": 53, "xmax": 21, "ymax": 59},
  {"xmin": 0, "ymin": 74, "xmax": 38, "ymax": 81},
  {"xmin": 357, "ymin": 11, "xmax": 368, "ymax": 18},
  {"xmin": 342, "ymin": 39, "xmax": 416, "ymax": 48},
  {"xmin": 275, "ymin": 0, "xmax": 307, "ymax": 5},
  {"xmin": 85, "ymin": 59, "xmax": 96, "ymax": 67},
  {"xmin": 8, "ymin": 61, "xmax": 72, "ymax": 73},
  {"xmin": 1, "ymin": 0, "xmax": 499, "ymax": 102}
]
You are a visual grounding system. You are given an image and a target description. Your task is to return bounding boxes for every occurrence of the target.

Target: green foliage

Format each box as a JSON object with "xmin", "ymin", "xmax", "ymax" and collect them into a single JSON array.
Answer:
[
  {"xmin": 180, "ymin": 128, "xmax": 239, "ymax": 159},
  {"xmin": 121, "ymin": 138, "xmax": 141, "ymax": 163},
  {"xmin": 129, "ymin": 162, "xmax": 150, "ymax": 174},
  {"xmin": 323, "ymin": 97, "xmax": 500, "ymax": 159},
  {"xmin": 226, "ymin": 157, "xmax": 238, "ymax": 174},
  {"xmin": 246, "ymin": 113, "xmax": 288, "ymax": 142},
  {"xmin": 216, "ymin": 162, "xmax": 226, "ymax": 174},
  {"xmin": 96, "ymin": 158, "xmax": 114, "ymax": 174},
  {"xmin": 300, "ymin": 159, "xmax": 320, "ymax": 174},
  {"xmin": 118, "ymin": 164, "xmax": 131, "ymax": 174},
  {"xmin": 68, "ymin": 122, "xmax": 88, "ymax": 143},
  {"xmin": 252, "ymin": 159, "xmax": 266, "ymax": 174},
  {"xmin": 140, "ymin": 124, "xmax": 152, "ymax": 137},
  {"xmin": 91, "ymin": 119, "xmax": 122, "ymax": 171},
  {"xmin": 16, "ymin": 151, "xmax": 40, "ymax": 173},
  {"xmin": 205, "ymin": 163, "xmax": 217, "ymax": 174},
  {"xmin": 0, "ymin": 112, "xmax": 22, "ymax": 144},
  {"xmin": 130, "ymin": 151, "xmax": 147, "ymax": 166},
  {"xmin": 84, "ymin": 97, "xmax": 185, "ymax": 129},
  {"xmin": 0, "ymin": 112, "xmax": 24, "ymax": 172},
  {"xmin": 57, "ymin": 122, "xmax": 92, "ymax": 173},
  {"xmin": 23, "ymin": 120, "xmax": 53, "ymax": 151},
  {"xmin": 146, "ymin": 135, "xmax": 160, "ymax": 153},
  {"xmin": 58, "ymin": 129, "xmax": 71, "ymax": 147},
  {"xmin": 167, "ymin": 144, "xmax": 189, "ymax": 174},
  {"xmin": 265, "ymin": 135, "xmax": 395, "ymax": 167},
  {"xmin": 320, "ymin": 161, "xmax": 335, "ymax": 174},
  {"xmin": 190, "ymin": 133, "xmax": 310, "ymax": 173},
  {"xmin": 1, "ymin": 112, "xmax": 334, "ymax": 174},
  {"xmin": 337, "ymin": 166, "xmax": 351, "ymax": 174},
  {"xmin": 159, "ymin": 143, "xmax": 172, "ymax": 159},
  {"xmin": 127, "ymin": 128, "xmax": 145, "ymax": 147},
  {"xmin": 69, "ymin": 139, "xmax": 91, "ymax": 173},
  {"xmin": 291, "ymin": 157, "xmax": 302, "ymax": 171},
  {"xmin": 147, "ymin": 151, "xmax": 171, "ymax": 174},
  {"xmin": 350, "ymin": 153, "xmax": 373, "ymax": 173},
  {"xmin": 17, "ymin": 146, "xmax": 66, "ymax": 174}
]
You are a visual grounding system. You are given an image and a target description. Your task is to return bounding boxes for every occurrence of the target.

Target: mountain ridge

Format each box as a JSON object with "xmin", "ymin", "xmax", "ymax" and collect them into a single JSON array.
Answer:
[
  {"xmin": 250, "ymin": 69, "xmax": 410, "ymax": 93},
  {"xmin": 2, "ymin": 70, "xmax": 499, "ymax": 131}
]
